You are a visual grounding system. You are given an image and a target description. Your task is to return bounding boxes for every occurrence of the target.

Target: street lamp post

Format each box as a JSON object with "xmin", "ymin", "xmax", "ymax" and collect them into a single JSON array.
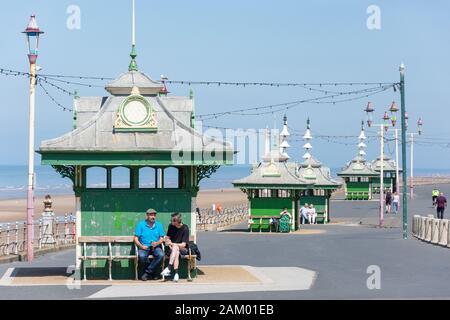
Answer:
[
  {"xmin": 365, "ymin": 103, "xmax": 399, "ymax": 227},
  {"xmin": 409, "ymin": 118, "xmax": 424, "ymax": 200},
  {"xmin": 399, "ymin": 64, "xmax": 409, "ymax": 239},
  {"xmin": 23, "ymin": 15, "xmax": 44, "ymax": 262},
  {"xmin": 365, "ymin": 103, "xmax": 389, "ymax": 227}
]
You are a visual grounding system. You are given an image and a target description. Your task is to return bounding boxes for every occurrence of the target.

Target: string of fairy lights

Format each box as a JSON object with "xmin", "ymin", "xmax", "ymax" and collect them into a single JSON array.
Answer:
[{"xmin": 1, "ymin": 67, "xmax": 450, "ymax": 149}]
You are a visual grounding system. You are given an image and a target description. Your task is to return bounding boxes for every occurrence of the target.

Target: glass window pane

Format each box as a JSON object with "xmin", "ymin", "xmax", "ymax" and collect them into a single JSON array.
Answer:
[
  {"xmin": 164, "ymin": 167, "xmax": 179, "ymax": 189},
  {"xmin": 111, "ymin": 167, "xmax": 130, "ymax": 189},
  {"xmin": 86, "ymin": 167, "xmax": 107, "ymax": 189},
  {"xmin": 139, "ymin": 167, "xmax": 156, "ymax": 188}
]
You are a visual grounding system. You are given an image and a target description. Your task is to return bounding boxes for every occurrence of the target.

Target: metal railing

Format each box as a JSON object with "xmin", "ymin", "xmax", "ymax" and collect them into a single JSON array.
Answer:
[
  {"xmin": 0, "ymin": 213, "xmax": 76, "ymax": 257},
  {"xmin": 196, "ymin": 204, "xmax": 248, "ymax": 231}
]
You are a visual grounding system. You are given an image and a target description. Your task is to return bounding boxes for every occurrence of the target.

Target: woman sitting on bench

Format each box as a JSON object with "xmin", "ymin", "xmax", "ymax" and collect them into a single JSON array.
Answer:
[{"xmin": 161, "ymin": 212, "xmax": 190, "ymax": 282}]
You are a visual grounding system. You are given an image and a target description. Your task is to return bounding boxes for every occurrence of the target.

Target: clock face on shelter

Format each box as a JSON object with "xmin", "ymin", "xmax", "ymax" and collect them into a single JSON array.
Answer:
[
  {"xmin": 114, "ymin": 87, "xmax": 158, "ymax": 132},
  {"xmin": 122, "ymin": 98, "xmax": 150, "ymax": 126}
]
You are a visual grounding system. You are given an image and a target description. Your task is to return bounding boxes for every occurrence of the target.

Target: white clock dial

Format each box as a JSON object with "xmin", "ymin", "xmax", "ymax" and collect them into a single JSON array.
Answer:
[{"xmin": 123, "ymin": 100, "xmax": 148, "ymax": 125}]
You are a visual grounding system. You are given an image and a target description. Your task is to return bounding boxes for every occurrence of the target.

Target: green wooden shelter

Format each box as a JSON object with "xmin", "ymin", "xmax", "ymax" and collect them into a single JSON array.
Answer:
[
  {"xmin": 38, "ymin": 48, "xmax": 234, "ymax": 279},
  {"xmin": 338, "ymin": 124, "xmax": 378, "ymax": 200},
  {"xmin": 233, "ymin": 118, "xmax": 341, "ymax": 231},
  {"xmin": 371, "ymin": 155, "xmax": 401, "ymax": 194}
]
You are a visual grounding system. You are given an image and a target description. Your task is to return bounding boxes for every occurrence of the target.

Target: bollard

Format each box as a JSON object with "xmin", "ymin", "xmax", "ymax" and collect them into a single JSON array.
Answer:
[
  {"xmin": 431, "ymin": 219, "xmax": 440, "ymax": 244},
  {"xmin": 425, "ymin": 218, "xmax": 433, "ymax": 242},
  {"xmin": 438, "ymin": 219, "xmax": 449, "ymax": 247},
  {"xmin": 420, "ymin": 217, "xmax": 427, "ymax": 240},
  {"xmin": 413, "ymin": 215, "xmax": 419, "ymax": 236}
]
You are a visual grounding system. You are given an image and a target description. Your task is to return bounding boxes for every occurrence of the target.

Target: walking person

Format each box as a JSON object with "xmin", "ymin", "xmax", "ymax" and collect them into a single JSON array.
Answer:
[
  {"xmin": 385, "ymin": 189, "xmax": 392, "ymax": 214},
  {"xmin": 392, "ymin": 192, "xmax": 400, "ymax": 214},
  {"xmin": 432, "ymin": 188, "xmax": 440, "ymax": 207},
  {"xmin": 436, "ymin": 192, "xmax": 447, "ymax": 220}
]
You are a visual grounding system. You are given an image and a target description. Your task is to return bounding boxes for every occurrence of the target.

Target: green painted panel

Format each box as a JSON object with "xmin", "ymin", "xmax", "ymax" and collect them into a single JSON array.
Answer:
[
  {"xmin": 250, "ymin": 198, "xmax": 293, "ymax": 216},
  {"xmin": 347, "ymin": 182, "xmax": 370, "ymax": 193}
]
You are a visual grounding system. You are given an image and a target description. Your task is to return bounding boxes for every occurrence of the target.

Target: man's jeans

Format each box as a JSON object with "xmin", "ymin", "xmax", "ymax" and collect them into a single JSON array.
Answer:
[
  {"xmin": 138, "ymin": 247, "xmax": 164, "ymax": 275},
  {"xmin": 437, "ymin": 207, "xmax": 445, "ymax": 220}
]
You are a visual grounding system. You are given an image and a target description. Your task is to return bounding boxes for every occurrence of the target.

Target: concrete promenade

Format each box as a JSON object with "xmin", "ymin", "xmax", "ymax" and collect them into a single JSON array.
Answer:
[{"xmin": 0, "ymin": 184, "xmax": 449, "ymax": 300}]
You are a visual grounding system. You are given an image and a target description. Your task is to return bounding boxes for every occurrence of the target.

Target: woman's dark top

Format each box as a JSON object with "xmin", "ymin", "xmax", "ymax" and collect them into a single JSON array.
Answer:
[{"xmin": 167, "ymin": 224, "xmax": 190, "ymax": 244}]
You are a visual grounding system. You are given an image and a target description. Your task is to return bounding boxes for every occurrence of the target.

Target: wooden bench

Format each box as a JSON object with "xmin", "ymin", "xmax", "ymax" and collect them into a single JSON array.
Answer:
[
  {"xmin": 249, "ymin": 216, "xmax": 275, "ymax": 233},
  {"xmin": 78, "ymin": 235, "xmax": 197, "ymax": 281},
  {"xmin": 249, "ymin": 215, "xmax": 292, "ymax": 233},
  {"xmin": 315, "ymin": 211, "xmax": 327, "ymax": 224},
  {"xmin": 78, "ymin": 236, "xmax": 138, "ymax": 281}
]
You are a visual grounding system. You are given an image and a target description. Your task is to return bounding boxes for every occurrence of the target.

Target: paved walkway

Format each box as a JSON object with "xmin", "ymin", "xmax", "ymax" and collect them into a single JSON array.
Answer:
[{"xmin": 0, "ymin": 184, "xmax": 449, "ymax": 299}]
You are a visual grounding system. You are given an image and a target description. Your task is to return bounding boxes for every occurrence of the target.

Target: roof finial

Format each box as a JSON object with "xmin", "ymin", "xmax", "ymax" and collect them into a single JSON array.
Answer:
[
  {"xmin": 280, "ymin": 114, "xmax": 290, "ymax": 159},
  {"xmin": 303, "ymin": 118, "xmax": 313, "ymax": 161},
  {"xmin": 128, "ymin": 0, "xmax": 138, "ymax": 71},
  {"xmin": 358, "ymin": 121, "xmax": 367, "ymax": 160}
]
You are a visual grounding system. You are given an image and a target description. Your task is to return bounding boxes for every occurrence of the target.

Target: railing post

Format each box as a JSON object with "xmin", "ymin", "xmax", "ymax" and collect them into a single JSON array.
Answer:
[
  {"xmin": 5, "ymin": 223, "xmax": 10, "ymax": 256},
  {"xmin": 64, "ymin": 214, "xmax": 68, "ymax": 245},
  {"xmin": 23, "ymin": 222, "xmax": 27, "ymax": 253},
  {"xmin": 14, "ymin": 222, "xmax": 19, "ymax": 255},
  {"xmin": 38, "ymin": 218, "xmax": 43, "ymax": 249}
]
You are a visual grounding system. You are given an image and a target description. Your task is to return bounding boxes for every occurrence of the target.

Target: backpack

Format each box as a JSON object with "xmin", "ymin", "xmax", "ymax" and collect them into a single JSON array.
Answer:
[{"xmin": 188, "ymin": 241, "xmax": 202, "ymax": 261}]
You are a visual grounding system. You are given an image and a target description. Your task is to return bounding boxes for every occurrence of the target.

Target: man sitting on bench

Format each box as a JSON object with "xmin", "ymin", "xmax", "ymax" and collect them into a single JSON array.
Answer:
[
  {"xmin": 161, "ymin": 212, "xmax": 190, "ymax": 282},
  {"xmin": 134, "ymin": 208, "xmax": 165, "ymax": 281}
]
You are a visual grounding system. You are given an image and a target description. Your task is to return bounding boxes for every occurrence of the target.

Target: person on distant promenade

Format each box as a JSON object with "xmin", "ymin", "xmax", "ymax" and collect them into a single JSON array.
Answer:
[
  {"xmin": 134, "ymin": 208, "xmax": 165, "ymax": 281},
  {"xmin": 307, "ymin": 204, "xmax": 317, "ymax": 224},
  {"xmin": 161, "ymin": 213, "xmax": 190, "ymax": 282},
  {"xmin": 436, "ymin": 192, "xmax": 447, "ymax": 219},
  {"xmin": 385, "ymin": 189, "xmax": 392, "ymax": 214},
  {"xmin": 432, "ymin": 188, "xmax": 440, "ymax": 207},
  {"xmin": 277, "ymin": 207, "xmax": 292, "ymax": 232},
  {"xmin": 279, "ymin": 207, "xmax": 292, "ymax": 219},
  {"xmin": 392, "ymin": 192, "xmax": 400, "ymax": 214},
  {"xmin": 300, "ymin": 203, "xmax": 309, "ymax": 224}
]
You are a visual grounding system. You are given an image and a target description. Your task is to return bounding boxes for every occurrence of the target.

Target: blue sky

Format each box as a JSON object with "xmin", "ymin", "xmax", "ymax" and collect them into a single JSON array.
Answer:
[{"xmin": 1, "ymin": 0, "xmax": 449, "ymax": 169}]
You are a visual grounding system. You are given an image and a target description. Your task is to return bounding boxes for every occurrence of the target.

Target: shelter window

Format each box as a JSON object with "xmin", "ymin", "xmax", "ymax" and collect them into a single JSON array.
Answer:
[
  {"xmin": 313, "ymin": 189, "xmax": 325, "ymax": 196},
  {"xmin": 163, "ymin": 167, "xmax": 180, "ymax": 189},
  {"xmin": 278, "ymin": 190, "xmax": 291, "ymax": 198},
  {"xmin": 111, "ymin": 167, "xmax": 131, "ymax": 189},
  {"xmin": 86, "ymin": 167, "xmax": 107, "ymax": 189},
  {"xmin": 139, "ymin": 167, "xmax": 157, "ymax": 188},
  {"xmin": 259, "ymin": 189, "xmax": 272, "ymax": 198},
  {"xmin": 349, "ymin": 177, "xmax": 358, "ymax": 182},
  {"xmin": 361, "ymin": 177, "xmax": 369, "ymax": 182}
]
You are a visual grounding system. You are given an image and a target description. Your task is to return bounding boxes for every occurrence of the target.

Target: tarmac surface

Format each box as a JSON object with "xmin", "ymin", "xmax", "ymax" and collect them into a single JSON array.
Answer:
[{"xmin": 0, "ymin": 184, "xmax": 449, "ymax": 300}]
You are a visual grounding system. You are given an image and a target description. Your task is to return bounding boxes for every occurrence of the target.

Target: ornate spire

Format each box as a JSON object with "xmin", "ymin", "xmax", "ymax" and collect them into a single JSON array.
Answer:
[
  {"xmin": 128, "ymin": 0, "xmax": 138, "ymax": 71},
  {"xmin": 357, "ymin": 121, "xmax": 367, "ymax": 160},
  {"xmin": 303, "ymin": 118, "xmax": 313, "ymax": 160},
  {"xmin": 280, "ymin": 115, "xmax": 290, "ymax": 159}
]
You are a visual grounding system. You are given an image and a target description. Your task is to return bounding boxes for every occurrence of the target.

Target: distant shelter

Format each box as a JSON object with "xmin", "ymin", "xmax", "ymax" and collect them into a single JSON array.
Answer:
[{"xmin": 233, "ymin": 118, "xmax": 341, "ymax": 232}]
